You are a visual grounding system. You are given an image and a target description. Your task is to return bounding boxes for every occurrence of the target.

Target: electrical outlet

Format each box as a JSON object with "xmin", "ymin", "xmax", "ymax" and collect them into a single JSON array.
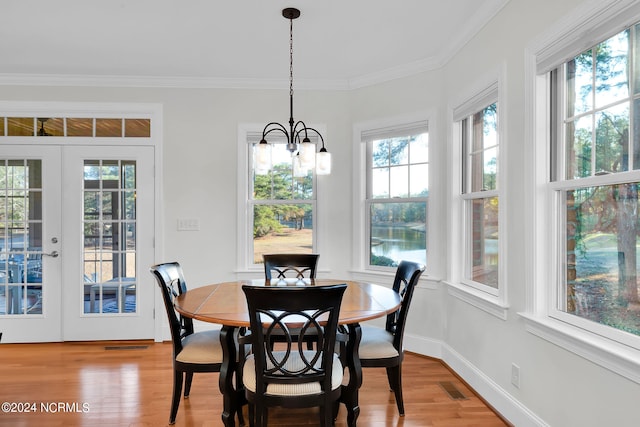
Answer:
[{"xmin": 511, "ymin": 363, "xmax": 521, "ymax": 388}]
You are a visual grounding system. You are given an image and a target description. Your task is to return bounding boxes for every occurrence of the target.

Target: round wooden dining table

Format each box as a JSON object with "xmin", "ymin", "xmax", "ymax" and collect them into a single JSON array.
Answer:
[{"xmin": 174, "ymin": 278, "xmax": 402, "ymax": 427}]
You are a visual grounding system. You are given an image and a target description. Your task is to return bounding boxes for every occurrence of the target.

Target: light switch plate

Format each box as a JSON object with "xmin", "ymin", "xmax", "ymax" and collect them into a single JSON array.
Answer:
[{"xmin": 177, "ymin": 218, "xmax": 200, "ymax": 231}]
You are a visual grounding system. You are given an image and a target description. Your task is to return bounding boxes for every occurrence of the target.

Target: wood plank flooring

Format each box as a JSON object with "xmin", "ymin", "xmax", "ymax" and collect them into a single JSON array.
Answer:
[{"xmin": 0, "ymin": 341, "xmax": 510, "ymax": 427}]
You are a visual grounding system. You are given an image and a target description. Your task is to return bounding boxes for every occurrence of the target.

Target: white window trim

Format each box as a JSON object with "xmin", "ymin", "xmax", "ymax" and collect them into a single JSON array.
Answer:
[
  {"xmin": 236, "ymin": 123, "xmax": 328, "ymax": 275},
  {"xmin": 447, "ymin": 65, "xmax": 508, "ymax": 320},
  {"xmin": 352, "ymin": 111, "xmax": 435, "ymax": 280},
  {"xmin": 524, "ymin": 0, "xmax": 640, "ymax": 384}
]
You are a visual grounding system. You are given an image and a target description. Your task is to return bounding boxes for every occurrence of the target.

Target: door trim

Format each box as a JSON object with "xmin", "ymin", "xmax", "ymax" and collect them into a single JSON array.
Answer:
[{"xmin": 0, "ymin": 101, "xmax": 164, "ymax": 342}]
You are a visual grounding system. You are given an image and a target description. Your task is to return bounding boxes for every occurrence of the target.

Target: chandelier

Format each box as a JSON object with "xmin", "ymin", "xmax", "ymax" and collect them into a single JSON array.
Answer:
[{"xmin": 254, "ymin": 7, "xmax": 331, "ymax": 176}]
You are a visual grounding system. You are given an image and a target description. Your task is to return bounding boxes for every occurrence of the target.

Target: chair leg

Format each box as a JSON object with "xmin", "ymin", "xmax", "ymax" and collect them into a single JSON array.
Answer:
[
  {"xmin": 320, "ymin": 404, "xmax": 334, "ymax": 427},
  {"xmin": 248, "ymin": 403, "xmax": 255, "ymax": 427},
  {"xmin": 184, "ymin": 371, "xmax": 194, "ymax": 398},
  {"xmin": 386, "ymin": 365, "xmax": 405, "ymax": 416},
  {"xmin": 234, "ymin": 390, "xmax": 245, "ymax": 426},
  {"xmin": 169, "ymin": 370, "xmax": 184, "ymax": 424},
  {"xmin": 332, "ymin": 400, "xmax": 340, "ymax": 421},
  {"xmin": 254, "ymin": 404, "xmax": 265, "ymax": 427}
]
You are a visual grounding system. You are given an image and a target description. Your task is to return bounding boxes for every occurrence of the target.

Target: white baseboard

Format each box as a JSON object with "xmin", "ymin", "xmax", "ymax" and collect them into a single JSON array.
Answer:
[
  {"xmin": 404, "ymin": 332, "xmax": 549, "ymax": 427},
  {"xmin": 161, "ymin": 323, "xmax": 548, "ymax": 426}
]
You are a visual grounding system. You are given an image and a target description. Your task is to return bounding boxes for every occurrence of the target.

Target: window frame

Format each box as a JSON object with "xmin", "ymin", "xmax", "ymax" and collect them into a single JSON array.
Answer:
[
  {"xmin": 448, "ymin": 71, "xmax": 508, "ymax": 318},
  {"xmin": 460, "ymin": 102, "xmax": 500, "ymax": 296},
  {"xmin": 549, "ymin": 48, "xmax": 640, "ymax": 350},
  {"xmin": 351, "ymin": 113, "xmax": 433, "ymax": 277},
  {"xmin": 525, "ymin": 0, "xmax": 640, "ymax": 384},
  {"xmin": 364, "ymin": 122, "xmax": 429, "ymax": 271},
  {"xmin": 236, "ymin": 123, "xmax": 327, "ymax": 273}
]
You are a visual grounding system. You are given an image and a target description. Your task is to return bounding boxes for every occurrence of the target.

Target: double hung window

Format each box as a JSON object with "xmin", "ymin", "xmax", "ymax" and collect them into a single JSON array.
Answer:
[
  {"xmin": 460, "ymin": 103, "xmax": 499, "ymax": 290},
  {"xmin": 452, "ymin": 78, "xmax": 502, "ymax": 299},
  {"xmin": 364, "ymin": 123, "xmax": 428, "ymax": 268},
  {"xmin": 247, "ymin": 135, "xmax": 316, "ymax": 265},
  {"xmin": 549, "ymin": 24, "xmax": 640, "ymax": 344}
]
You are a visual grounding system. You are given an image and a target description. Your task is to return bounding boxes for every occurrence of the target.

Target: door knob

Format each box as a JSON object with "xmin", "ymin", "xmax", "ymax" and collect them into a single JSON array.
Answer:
[{"xmin": 43, "ymin": 251, "xmax": 59, "ymax": 258}]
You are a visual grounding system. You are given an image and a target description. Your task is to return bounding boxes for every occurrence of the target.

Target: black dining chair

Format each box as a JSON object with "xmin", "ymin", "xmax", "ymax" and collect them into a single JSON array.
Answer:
[
  {"xmin": 263, "ymin": 253, "xmax": 319, "ymax": 281},
  {"xmin": 357, "ymin": 260, "xmax": 425, "ymax": 416},
  {"xmin": 239, "ymin": 283, "xmax": 347, "ymax": 427},
  {"xmin": 150, "ymin": 262, "xmax": 243, "ymax": 426},
  {"xmin": 263, "ymin": 253, "xmax": 320, "ymax": 350}
]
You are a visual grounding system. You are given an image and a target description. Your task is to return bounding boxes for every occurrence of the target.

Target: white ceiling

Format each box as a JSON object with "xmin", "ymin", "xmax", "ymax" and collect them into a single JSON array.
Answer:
[{"xmin": 1, "ymin": 0, "xmax": 509, "ymax": 89}]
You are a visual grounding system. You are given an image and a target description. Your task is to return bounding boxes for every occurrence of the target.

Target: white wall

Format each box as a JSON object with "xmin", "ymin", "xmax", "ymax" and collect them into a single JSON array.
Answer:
[
  {"xmin": 440, "ymin": 0, "xmax": 640, "ymax": 426},
  {"xmin": 2, "ymin": 0, "xmax": 640, "ymax": 425},
  {"xmin": 348, "ymin": 0, "xmax": 640, "ymax": 426}
]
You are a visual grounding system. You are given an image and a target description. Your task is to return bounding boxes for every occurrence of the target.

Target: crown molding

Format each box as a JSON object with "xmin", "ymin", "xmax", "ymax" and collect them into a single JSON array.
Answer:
[
  {"xmin": 0, "ymin": 73, "xmax": 349, "ymax": 90},
  {"xmin": 0, "ymin": 73, "xmax": 351, "ymax": 91},
  {"xmin": 0, "ymin": 1, "xmax": 510, "ymax": 91}
]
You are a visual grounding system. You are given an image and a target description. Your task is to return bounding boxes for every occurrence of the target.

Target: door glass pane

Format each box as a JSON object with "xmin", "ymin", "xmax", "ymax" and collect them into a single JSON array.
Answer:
[
  {"xmin": 7, "ymin": 118, "xmax": 34, "ymax": 136},
  {"xmin": 0, "ymin": 159, "xmax": 43, "ymax": 315},
  {"xmin": 67, "ymin": 118, "xmax": 93, "ymax": 137},
  {"xmin": 83, "ymin": 160, "xmax": 137, "ymax": 314},
  {"xmin": 36, "ymin": 118, "xmax": 64, "ymax": 137},
  {"xmin": 124, "ymin": 119, "xmax": 151, "ymax": 137},
  {"xmin": 95, "ymin": 119, "xmax": 122, "ymax": 137}
]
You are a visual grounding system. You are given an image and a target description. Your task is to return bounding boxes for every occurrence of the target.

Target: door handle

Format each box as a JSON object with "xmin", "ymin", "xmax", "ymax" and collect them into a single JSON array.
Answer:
[{"xmin": 43, "ymin": 251, "xmax": 59, "ymax": 258}]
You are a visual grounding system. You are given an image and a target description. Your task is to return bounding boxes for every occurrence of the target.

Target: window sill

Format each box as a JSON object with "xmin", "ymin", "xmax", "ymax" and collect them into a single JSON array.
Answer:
[
  {"xmin": 519, "ymin": 312, "xmax": 640, "ymax": 385},
  {"xmin": 444, "ymin": 281, "xmax": 508, "ymax": 320},
  {"xmin": 350, "ymin": 269, "xmax": 438, "ymax": 290},
  {"xmin": 234, "ymin": 268, "xmax": 264, "ymax": 280}
]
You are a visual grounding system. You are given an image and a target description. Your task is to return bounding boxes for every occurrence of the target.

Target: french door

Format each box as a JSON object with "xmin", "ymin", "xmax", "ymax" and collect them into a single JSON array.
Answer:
[{"xmin": 0, "ymin": 144, "xmax": 155, "ymax": 342}]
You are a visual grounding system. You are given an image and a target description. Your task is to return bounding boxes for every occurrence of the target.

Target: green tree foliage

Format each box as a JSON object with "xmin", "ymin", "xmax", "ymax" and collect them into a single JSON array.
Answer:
[
  {"xmin": 567, "ymin": 28, "xmax": 640, "ymax": 307},
  {"xmin": 253, "ymin": 205, "xmax": 282, "ymax": 238},
  {"xmin": 370, "ymin": 202, "xmax": 426, "ymax": 224},
  {"xmin": 253, "ymin": 162, "xmax": 313, "ymax": 238}
]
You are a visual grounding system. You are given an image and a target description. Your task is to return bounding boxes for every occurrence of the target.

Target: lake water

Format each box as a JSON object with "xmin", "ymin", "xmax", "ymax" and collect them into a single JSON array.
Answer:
[{"xmin": 371, "ymin": 225, "xmax": 426, "ymax": 265}]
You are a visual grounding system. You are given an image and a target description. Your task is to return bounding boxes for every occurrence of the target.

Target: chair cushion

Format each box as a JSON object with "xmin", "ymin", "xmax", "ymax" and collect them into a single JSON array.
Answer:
[
  {"xmin": 176, "ymin": 329, "xmax": 223, "ymax": 364},
  {"xmin": 358, "ymin": 325, "xmax": 399, "ymax": 359},
  {"xmin": 243, "ymin": 351, "xmax": 343, "ymax": 396}
]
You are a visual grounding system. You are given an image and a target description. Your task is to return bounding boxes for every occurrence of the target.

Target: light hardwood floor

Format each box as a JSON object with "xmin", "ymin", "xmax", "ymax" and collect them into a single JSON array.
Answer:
[{"xmin": 0, "ymin": 341, "xmax": 510, "ymax": 427}]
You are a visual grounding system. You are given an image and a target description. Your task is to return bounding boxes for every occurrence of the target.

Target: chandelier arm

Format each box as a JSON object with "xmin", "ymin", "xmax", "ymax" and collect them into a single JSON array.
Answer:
[
  {"xmin": 293, "ymin": 122, "xmax": 327, "ymax": 150},
  {"xmin": 262, "ymin": 122, "xmax": 291, "ymax": 141},
  {"xmin": 292, "ymin": 120, "xmax": 310, "ymax": 142},
  {"xmin": 302, "ymin": 126, "xmax": 326, "ymax": 149}
]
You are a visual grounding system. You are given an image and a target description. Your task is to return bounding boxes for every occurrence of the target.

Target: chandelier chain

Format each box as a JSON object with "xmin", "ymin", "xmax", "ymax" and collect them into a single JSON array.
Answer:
[{"xmin": 289, "ymin": 17, "xmax": 294, "ymax": 99}]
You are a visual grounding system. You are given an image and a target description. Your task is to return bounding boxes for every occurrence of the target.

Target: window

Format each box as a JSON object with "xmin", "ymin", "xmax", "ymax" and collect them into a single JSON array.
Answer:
[
  {"xmin": 550, "ymin": 24, "xmax": 640, "ymax": 345},
  {"xmin": 247, "ymin": 134, "xmax": 316, "ymax": 265},
  {"xmin": 460, "ymin": 103, "xmax": 499, "ymax": 291},
  {"xmin": 526, "ymin": 0, "xmax": 640, "ymax": 382},
  {"xmin": 364, "ymin": 122, "xmax": 428, "ymax": 268},
  {"xmin": 0, "ymin": 117, "xmax": 151, "ymax": 137},
  {"xmin": 451, "ymin": 78, "xmax": 502, "ymax": 303}
]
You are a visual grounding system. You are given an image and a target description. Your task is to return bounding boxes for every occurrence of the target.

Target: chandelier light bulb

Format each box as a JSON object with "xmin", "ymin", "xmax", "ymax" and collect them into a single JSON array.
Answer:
[
  {"xmin": 299, "ymin": 140, "xmax": 316, "ymax": 169},
  {"xmin": 255, "ymin": 140, "xmax": 271, "ymax": 175},
  {"xmin": 316, "ymin": 149, "xmax": 332, "ymax": 175},
  {"xmin": 293, "ymin": 154, "xmax": 308, "ymax": 177}
]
